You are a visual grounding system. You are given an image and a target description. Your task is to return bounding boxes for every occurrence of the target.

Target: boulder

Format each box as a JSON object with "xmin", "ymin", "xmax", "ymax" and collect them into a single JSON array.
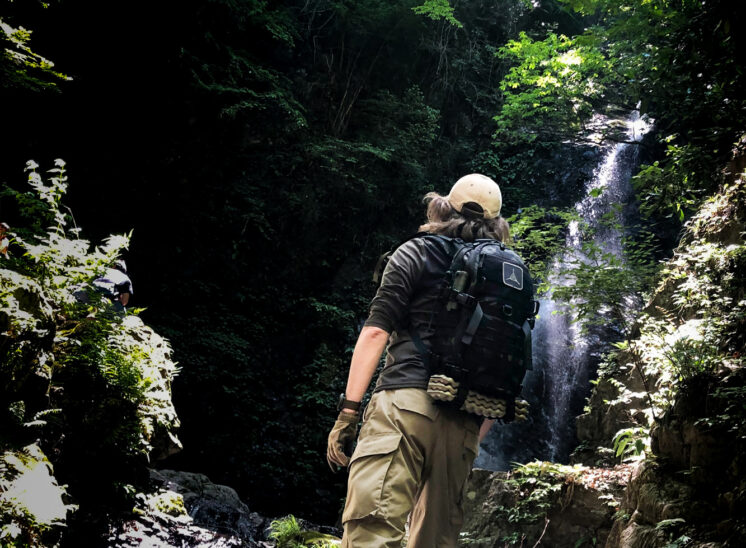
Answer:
[
  {"xmin": 0, "ymin": 443, "xmax": 75, "ymax": 546},
  {"xmin": 108, "ymin": 469, "xmax": 268, "ymax": 547},
  {"xmin": 150, "ymin": 469, "xmax": 266, "ymax": 540}
]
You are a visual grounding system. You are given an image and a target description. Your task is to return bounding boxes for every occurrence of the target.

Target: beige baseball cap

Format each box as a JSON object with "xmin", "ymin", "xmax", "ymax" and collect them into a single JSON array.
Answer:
[{"xmin": 447, "ymin": 174, "xmax": 502, "ymax": 219}]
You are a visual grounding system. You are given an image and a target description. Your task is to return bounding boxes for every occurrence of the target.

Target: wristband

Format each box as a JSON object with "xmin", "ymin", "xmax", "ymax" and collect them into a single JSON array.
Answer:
[{"xmin": 337, "ymin": 393, "xmax": 361, "ymax": 412}]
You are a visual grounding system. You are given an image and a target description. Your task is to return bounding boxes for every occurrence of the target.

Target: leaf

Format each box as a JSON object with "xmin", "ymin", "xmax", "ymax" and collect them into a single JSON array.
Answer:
[{"xmin": 411, "ymin": 0, "xmax": 463, "ymax": 28}]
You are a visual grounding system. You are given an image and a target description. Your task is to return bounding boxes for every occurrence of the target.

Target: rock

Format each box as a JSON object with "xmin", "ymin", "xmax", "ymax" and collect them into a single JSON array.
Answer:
[
  {"xmin": 151, "ymin": 469, "xmax": 268, "ymax": 541},
  {"xmin": 107, "ymin": 469, "xmax": 268, "ymax": 547},
  {"xmin": 107, "ymin": 469, "xmax": 342, "ymax": 547},
  {"xmin": 606, "ymin": 518, "xmax": 667, "ymax": 548},
  {"xmin": 118, "ymin": 316, "xmax": 182, "ymax": 461},
  {"xmin": 0, "ymin": 443, "xmax": 76, "ymax": 546},
  {"xmin": 460, "ymin": 464, "xmax": 630, "ymax": 547},
  {"xmin": 574, "ymin": 359, "xmax": 649, "ymax": 466}
]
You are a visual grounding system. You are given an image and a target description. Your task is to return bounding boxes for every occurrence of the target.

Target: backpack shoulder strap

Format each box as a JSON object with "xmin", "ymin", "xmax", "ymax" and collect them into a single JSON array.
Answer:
[{"xmin": 458, "ymin": 241, "xmax": 495, "ymax": 346}]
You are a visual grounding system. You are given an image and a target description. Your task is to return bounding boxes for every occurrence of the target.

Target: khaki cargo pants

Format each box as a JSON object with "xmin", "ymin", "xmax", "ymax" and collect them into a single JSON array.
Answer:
[{"xmin": 341, "ymin": 388, "xmax": 480, "ymax": 548}]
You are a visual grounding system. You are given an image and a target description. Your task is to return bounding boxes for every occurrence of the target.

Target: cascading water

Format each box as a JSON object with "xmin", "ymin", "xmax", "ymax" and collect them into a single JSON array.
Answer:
[{"xmin": 476, "ymin": 111, "xmax": 652, "ymax": 470}]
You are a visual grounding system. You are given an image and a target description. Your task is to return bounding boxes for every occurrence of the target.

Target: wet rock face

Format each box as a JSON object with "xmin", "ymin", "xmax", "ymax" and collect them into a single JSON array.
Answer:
[
  {"xmin": 651, "ymin": 387, "xmax": 722, "ymax": 473},
  {"xmin": 119, "ymin": 315, "xmax": 183, "ymax": 462},
  {"xmin": 626, "ymin": 370, "xmax": 746, "ymax": 546},
  {"xmin": 542, "ymin": 142, "xmax": 606, "ymax": 205}
]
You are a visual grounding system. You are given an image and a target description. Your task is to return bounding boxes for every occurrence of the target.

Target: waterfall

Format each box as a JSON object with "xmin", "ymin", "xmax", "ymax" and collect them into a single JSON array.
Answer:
[{"xmin": 475, "ymin": 111, "xmax": 652, "ymax": 470}]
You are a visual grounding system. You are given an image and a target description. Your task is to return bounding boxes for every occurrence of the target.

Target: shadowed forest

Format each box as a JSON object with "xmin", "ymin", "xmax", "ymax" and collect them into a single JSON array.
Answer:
[{"xmin": 2, "ymin": 0, "xmax": 746, "ymax": 546}]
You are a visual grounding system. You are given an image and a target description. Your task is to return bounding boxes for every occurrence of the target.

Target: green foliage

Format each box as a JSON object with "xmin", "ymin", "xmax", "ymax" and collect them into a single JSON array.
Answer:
[
  {"xmin": 633, "ymin": 139, "xmax": 713, "ymax": 222},
  {"xmin": 164, "ymin": 3, "xmax": 450, "ymax": 513},
  {"xmin": 0, "ymin": 15, "xmax": 69, "ymax": 91},
  {"xmin": 695, "ymin": 386, "xmax": 746, "ymax": 440},
  {"xmin": 663, "ymin": 534, "xmax": 693, "ymax": 548},
  {"xmin": 488, "ymin": 29, "xmax": 614, "ymax": 192},
  {"xmin": 551, "ymin": 216, "xmax": 659, "ymax": 332},
  {"xmin": 0, "ymin": 444, "xmax": 76, "ymax": 547},
  {"xmin": 507, "ymin": 205, "xmax": 578, "ymax": 292},
  {"xmin": 268, "ymin": 515, "xmax": 338, "ymax": 548},
  {"xmin": 184, "ymin": 1, "xmax": 304, "ymax": 128},
  {"xmin": 595, "ymin": 178, "xmax": 746, "ymax": 441},
  {"xmin": 655, "ymin": 519, "xmax": 689, "ymax": 547},
  {"xmin": 1, "ymin": 162, "xmax": 164, "ymax": 450},
  {"xmin": 498, "ymin": 461, "xmax": 588, "ymax": 524},
  {"xmin": 611, "ymin": 426, "xmax": 649, "ymax": 461},
  {"xmin": 662, "ymin": 334, "xmax": 721, "ymax": 382},
  {"xmin": 656, "ymin": 518, "xmax": 686, "ymax": 530},
  {"xmin": 412, "ymin": 0, "xmax": 463, "ymax": 28},
  {"xmin": 496, "ymin": 31, "xmax": 609, "ymax": 145},
  {"xmin": 558, "ymin": 0, "xmax": 746, "ymax": 227},
  {"xmin": 269, "ymin": 516, "xmax": 304, "ymax": 547}
]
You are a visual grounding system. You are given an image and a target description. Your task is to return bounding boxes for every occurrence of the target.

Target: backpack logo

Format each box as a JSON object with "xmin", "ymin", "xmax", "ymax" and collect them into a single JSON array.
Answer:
[{"xmin": 503, "ymin": 262, "xmax": 523, "ymax": 290}]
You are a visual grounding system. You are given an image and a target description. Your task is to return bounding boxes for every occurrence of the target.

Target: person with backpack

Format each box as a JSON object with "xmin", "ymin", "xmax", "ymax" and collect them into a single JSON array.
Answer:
[
  {"xmin": 74, "ymin": 259, "xmax": 134, "ymax": 312},
  {"xmin": 93, "ymin": 260, "xmax": 133, "ymax": 309},
  {"xmin": 327, "ymin": 174, "xmax": 537, "ymax": 547}
]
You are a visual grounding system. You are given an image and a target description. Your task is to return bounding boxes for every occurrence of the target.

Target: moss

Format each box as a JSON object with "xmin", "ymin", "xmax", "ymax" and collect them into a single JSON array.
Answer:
[{"xmin": 150, "ymin": 491, "xmax": 188, "ymax": 518}]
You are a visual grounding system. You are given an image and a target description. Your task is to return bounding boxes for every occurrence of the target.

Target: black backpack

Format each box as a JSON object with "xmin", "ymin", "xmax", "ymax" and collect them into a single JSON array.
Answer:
[{"xmin": 375, "ymin": 234, "xmax": 539, "ymax": 421}]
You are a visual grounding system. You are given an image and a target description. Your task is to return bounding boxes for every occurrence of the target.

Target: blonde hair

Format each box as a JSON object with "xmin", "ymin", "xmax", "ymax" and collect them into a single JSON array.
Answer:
[{"xmin": 418, "ymin": 191, "xmax": 511, "ymax": 243}]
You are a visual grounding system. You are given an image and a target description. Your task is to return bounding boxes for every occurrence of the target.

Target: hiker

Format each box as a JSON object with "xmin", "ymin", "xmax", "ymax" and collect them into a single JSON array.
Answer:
[
  {"xmin": 93, "ymin": 260, "xmax": 133, "ymax": 311},
  {"xmin": 327, "ymin": 174, "xmax": 536, "ymax": 547},
  {"xmin": 73, "ymin": 259, "xmax": 134, "ymax": 312}
]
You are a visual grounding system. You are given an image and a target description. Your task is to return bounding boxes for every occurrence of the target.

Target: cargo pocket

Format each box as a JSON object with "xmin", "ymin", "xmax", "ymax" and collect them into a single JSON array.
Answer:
[
  {"xmin": 392, "ymin": 388, "xmax": 439, "ymax": 420},
  {"xmin": 342, "ymin": 432, "xmax": 402, "ymax": 523}
]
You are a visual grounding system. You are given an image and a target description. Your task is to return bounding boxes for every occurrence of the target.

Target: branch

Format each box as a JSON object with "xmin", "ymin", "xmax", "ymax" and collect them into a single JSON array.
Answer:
[{"xmin": 532, "ymin": 517, "xmax": 550, "ymax": 548}]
